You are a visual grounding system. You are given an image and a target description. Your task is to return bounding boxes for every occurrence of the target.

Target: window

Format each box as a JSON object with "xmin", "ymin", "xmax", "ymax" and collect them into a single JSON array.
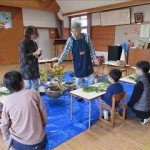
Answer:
[{"xmin": 70, "ymin": 15, "xmax": 88, "ymax": 33}]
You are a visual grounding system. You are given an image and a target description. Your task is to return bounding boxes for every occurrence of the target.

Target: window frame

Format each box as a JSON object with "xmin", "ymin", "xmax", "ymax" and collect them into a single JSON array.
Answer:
[{"xmin": 69, "ymin": 14, "xmax": 91, "ymax": 35}]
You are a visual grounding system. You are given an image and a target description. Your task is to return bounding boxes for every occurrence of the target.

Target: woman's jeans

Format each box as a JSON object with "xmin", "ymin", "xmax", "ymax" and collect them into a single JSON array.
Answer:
[
  {"xmin": 12, "ymin": 139, "xmax": 45, "ymax": 150},
  {"xmin": 24, "ymin": 79, "xmax": 39, "ymax": 90}
]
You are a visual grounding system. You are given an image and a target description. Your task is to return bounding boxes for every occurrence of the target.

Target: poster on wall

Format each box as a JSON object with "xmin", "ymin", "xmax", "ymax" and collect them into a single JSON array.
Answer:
[
  {"xmin": 127, "ymin": 25, "xmax": 140, "ymax": 36},
  {"xmin": 0, "ymin": 12, "xmax": 12, "ymax": 29},
  {"xmin": 140, "ymin": 24, "xmax": 150, "ymax": 38}
]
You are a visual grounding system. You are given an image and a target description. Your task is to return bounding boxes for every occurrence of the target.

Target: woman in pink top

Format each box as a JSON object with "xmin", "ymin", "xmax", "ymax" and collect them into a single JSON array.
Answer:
[{"xmin": 1, "ymin": 71, "xmax": 47, "ymax": 150}]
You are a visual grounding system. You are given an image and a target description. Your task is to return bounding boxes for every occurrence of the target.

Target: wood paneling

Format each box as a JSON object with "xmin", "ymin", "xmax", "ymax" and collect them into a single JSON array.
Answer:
[
  {"xmin": 55, "ymin": 28, "xmax": 72, "ymax": 60},
  {"xmin": 91, "ymin": 26, "xmax": 115, "ymax": 51},
  {"xmin": 62, "ymin": 28, "xmax": 70, "ymax": 39},
  {"xmin": 63, "ymin": 0, "xmax": 150, "ymax": 16},
  {"xmin": 24, "ymin": 27, "xmax": 59, "ymax": 39},
  {"xmin": 49, "ymin": 28, "xmax": 59, "ymax": 39},
  {"xmin": 56, "ymin": 45, "xmax": 72, "ymax": 60},
  {"xmin": 128, "ymin": 49, "xmax": 150, "ymax": 66},
  {"xmin": 0, "ymin": 6, "xmax": 24, "ymax": 65},
  {"xmin": 0, "ymin": 0, "xmax": 59, "ymax": 12}
]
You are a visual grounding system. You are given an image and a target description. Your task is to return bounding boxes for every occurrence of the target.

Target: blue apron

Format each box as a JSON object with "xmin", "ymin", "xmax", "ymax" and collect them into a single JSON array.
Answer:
[{"xmin": 71, "ymin": 34, "xmax": 94, "ymax": 78}]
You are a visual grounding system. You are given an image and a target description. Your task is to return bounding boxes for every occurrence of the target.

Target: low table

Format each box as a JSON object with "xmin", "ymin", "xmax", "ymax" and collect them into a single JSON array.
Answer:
[
  {"xmin": 0, "ymin": 87, "xmax": 9, "ymax": 118},
  {"xmin": 38, "ymin": 57, "xmax": 59, "ymax": 67},
  {"xmin": 103, "ymin": 61, "xmax": 131, "ymax": 76},
  {"xmin": 119, "ymin": 74, "xmax": 137, "ymax": 84},
  {"xmin": 70, "ymin": 82, "xmax": 110, "ymax": 129},
  {"xmin": 0, "ymin": 87, "xmax": 9, "ymax": 104}
]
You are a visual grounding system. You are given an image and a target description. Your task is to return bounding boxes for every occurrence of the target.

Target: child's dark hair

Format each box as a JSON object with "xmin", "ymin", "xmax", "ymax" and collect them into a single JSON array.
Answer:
[
  {"xmin": 25, "ymin": 25, "xmax": 39, "ymax": 39},
  {"xmin": 3, "ymin": 71, "xmax": 23, "ymax": 93},
  {"xmin": 109, "ymin": 69, "xmax": 122, "ymax": 82},
  {"xmin": 136, "ymin": 61, "xmax": 150, "ymax": 74}
]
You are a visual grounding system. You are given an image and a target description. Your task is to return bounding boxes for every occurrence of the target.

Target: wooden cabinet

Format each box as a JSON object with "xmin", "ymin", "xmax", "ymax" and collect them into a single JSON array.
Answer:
[{"xmin": 128, "ymin": 49, "xmax": 150, "ymax": 66}]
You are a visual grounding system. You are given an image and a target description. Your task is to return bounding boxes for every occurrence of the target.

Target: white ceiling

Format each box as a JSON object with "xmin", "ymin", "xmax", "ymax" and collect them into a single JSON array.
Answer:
[{"xmin": 56, "ymin": 0, "xmax": 131, "ymax": 13}]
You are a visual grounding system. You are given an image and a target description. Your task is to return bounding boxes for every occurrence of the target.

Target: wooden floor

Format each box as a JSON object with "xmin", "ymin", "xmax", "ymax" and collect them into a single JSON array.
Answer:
[
  {"xmin": 55, "ymin": 119, "xmax": 150, "ymax": 150},
  {"xmin": 0, "ymin": 62, "xmax": 150, "ymax": 150}
]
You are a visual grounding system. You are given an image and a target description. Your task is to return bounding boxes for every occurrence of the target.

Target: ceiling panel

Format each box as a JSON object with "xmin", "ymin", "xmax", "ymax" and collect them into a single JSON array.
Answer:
[{"xmin": 56, "ymin": 0, "xmax": 131, "ymax": 13}]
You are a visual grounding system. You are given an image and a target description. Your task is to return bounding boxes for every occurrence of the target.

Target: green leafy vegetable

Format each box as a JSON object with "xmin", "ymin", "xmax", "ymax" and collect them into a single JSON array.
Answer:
[
  {"xmin": 127, "ymin": 74, "xmax": 138, "ymax": 81},
  {"xmin": 83, "ymin": 82, "xmax": 110, "ymax": 93},
  {"xmin": 83, "ymin": 86, "xmax": 102, "ymax": 93}
]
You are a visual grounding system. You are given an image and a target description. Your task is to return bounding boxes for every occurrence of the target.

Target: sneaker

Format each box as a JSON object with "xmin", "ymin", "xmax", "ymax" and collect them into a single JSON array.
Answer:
[
  {"xmin": 141, "ymin": 118, "xmax": 150, "ymax": 125},
  {"xmin": 103, "ymin": 110, "xmax": 109, "ymax": 120},
  {"xmin": 77, "ymin": 98, "xmax": 84, "ymax": 102}
]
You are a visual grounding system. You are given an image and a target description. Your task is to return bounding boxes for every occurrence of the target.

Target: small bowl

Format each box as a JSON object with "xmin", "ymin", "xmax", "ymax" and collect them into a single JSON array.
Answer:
[
  {"xmin": 45, "ymin": 85, "xmax": 61, "ymax": 98},
  {"xmin": 64, "ymin": 82, "xmax": 76, "ymax": 90}
]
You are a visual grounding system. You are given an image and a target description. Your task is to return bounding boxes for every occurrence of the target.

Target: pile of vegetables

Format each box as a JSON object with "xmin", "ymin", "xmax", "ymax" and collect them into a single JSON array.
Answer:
[
  {"xmin": 83, "ymin": 82, "xmax": 110, "ymax": 93},
  {"xmin": 45, "ymin": 63, "xmax": 52, "ymax": 74},
  {"xmin": 52, "ymin": 65, "xmax": 65, "ymax": 91},
  {"xmin": 40, "ymin": 69, "xmax": 48, "ymax": 83}
]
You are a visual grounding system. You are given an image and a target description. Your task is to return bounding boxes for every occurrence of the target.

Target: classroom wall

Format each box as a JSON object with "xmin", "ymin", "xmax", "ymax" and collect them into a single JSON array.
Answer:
[
  {"xmin": 91, "ymin": 4, "xmax": 150, "ymax": 61},
  {"xmin": 131, "ymin": 4, "xmax": 150, "ymax": 23},
  {"xmin": 63, "ymin": 16, "xmax": 69, "ymax": 28},
  {"xmin": 0, "ymin": 5, "xmax": 24, "ymax": 65},
  {"xmin": 115, "ymin": 23, "xmax": 150, "ymax": 45},
  {"xmin": 46, "ymin": 4, "xmax": 150, "ymax": 61},
  {"xmin": 91, "ymin": 26, "xmax": 115, "ymax": 51},
  {"xmin": 115, "ymin": 4, "xmax": 150, "ymax": 44},
  {"xmin": 91, "ymin": 4, "xmax": 150, "ymax": 26},
  {"xmin": 91, "ymin": 12, "xmax": 115, "ymax": 61},
  {"xmin": 61, "ymin": 12, "xmax": 115, "ymax": 60},
  {"xmin": 22, "ymin": 8, "xmax": 58, "ymax": 59},
  {"xmin": 22, "ymin": 8, "xmax": 57, "ymax": 28},
  {"xmin": 91, "ymin": 4, "xmax": 150, "ymax": 46},
  {"xmin": 0, "ymin": 6, "xmax": 60, "ymax": 65}
]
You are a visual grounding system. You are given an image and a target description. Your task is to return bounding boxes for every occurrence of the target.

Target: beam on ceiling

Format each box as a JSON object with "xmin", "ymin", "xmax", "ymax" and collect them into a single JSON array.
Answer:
[
  {"xmin": 63, "ymin": 0, "xmax": 150, "ymax": 16},
  {"xmin": 0, "ymin": 0, "xmax": 60, "ymax": 12}
]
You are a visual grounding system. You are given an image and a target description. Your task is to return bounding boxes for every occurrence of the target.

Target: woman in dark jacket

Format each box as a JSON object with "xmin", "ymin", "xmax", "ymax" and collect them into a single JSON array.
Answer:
[
  {"xmin": 19, "ymin": 26, "xmax": 42, "ymax": 90},
  {"xmin": 128, "ymin": 61, "xmax": 150, "ymax": 125}
]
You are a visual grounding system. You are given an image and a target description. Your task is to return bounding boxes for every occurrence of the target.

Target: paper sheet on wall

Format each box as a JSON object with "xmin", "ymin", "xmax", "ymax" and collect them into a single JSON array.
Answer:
[
  {"xmin": 140, "ymin": 25, "xmax": 150, "ymax": 38},
  {"xmin": 127, "ymin": 25, "xmax": 140, "ymax": 36},
  {"xmin": 100, "ymin": 8, "xmax": 130, "ymax": 26}
]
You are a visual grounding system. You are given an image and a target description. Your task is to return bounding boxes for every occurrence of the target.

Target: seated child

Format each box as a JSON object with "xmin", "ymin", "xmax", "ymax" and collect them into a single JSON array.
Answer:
[
  {"xmin": 100, "ymin": 69, "xmax": 123, "ymax": 119},
  {"xmin": 101, "ymin": 69, "xmax": 123, "ymax": 106},
  {"xmin": 128, "ymin": 61, "xmax": 150, "ymax": 125},
  {"xmin": 1, "ymin": 71, "xmax": 47, "ymax": 150}
]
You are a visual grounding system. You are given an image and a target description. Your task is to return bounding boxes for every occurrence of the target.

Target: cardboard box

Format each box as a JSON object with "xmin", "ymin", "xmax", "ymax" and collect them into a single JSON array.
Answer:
[{"xmin": 138, "ymin": 41, "xmax": 145, "ymax": 49}]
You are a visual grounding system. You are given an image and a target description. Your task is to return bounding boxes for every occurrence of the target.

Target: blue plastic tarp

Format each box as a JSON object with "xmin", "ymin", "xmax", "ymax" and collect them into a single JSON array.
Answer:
[{"xmin": 41, "ymin": 71, "xmax": 134, "ymax": 150}]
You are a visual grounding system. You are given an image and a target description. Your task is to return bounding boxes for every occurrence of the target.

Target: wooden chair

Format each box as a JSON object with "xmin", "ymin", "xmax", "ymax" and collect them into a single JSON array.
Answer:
[{"xmin": 100, "ymin": 92, "xmax": 127, "ymax": 127}]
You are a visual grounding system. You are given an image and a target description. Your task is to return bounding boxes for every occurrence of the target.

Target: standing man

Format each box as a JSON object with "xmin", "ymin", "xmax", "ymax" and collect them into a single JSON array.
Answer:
[
  {"xmin": 19, "ymin": 26, "xmax": 42, "ymax": 90},
  {"xmin": 54, "ymin": 22, "xmax": 98, "ymax": 101}
]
